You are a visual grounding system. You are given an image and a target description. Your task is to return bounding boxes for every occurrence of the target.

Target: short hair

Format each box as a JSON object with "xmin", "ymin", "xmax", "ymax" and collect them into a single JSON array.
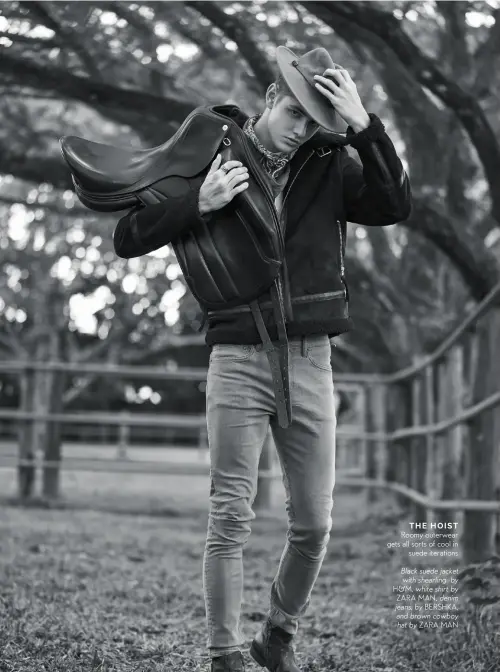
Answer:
[{"xmin": 274, "ymin": 73, "xmax": 293, "ymax": 100}]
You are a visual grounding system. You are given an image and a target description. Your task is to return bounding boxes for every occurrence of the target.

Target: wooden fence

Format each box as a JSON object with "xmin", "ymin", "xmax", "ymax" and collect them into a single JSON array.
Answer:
[{"xmin": 0, "ymin": 281, "xmax": 499, "ymax": 563}]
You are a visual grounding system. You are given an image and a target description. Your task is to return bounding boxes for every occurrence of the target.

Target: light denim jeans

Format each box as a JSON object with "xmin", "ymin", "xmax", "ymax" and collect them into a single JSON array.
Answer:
[{"xmin": 203, "ymin": 334, "xmax": 337, "ymax": 658}]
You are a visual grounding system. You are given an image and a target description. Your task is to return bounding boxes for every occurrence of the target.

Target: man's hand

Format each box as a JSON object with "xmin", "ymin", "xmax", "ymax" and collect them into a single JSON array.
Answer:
[
  {"xmin": 198, "ymin": 154, "xmax": 249, "ymax": 215},
  {"xmin": 313, "ymin": 68, "xmax": 370, "ymax": 133}
]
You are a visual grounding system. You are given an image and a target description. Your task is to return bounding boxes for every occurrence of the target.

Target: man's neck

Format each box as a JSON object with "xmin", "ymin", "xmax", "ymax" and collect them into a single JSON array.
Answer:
[{"xmin": 253, "ymin": 113, "xmax": 279, "ymax": 154}]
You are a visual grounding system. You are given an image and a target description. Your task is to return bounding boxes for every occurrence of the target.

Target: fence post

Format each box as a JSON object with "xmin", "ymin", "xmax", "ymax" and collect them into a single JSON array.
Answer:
[
  {"xmin": 359, "ymin": 386, "xmax": 369, "ymax": 508},
  {"xmin": 117, "ymin": 412, "xmax": 130, "ymax": 460},
  {"xmin": 368, "ymin": 383, "xmax": 387, "ymax": 503},
  {"xmin": 42, "ymin": 366, "xmax": 65, "ymax": 499},
  {"xmin": 18, "ymin": 365, "xmax": 37, "ymax": 499},
  {"xmin": 438, "ymin": 346, "xmax": 464, "ymax": 533},
  {"xmin": 424, "ymin": 365, "xmax": 437, "ymax": 527},
  {"xmin": 463, "ymin": 307, "xmax": 500, "ymax": 563},
  {"xmin": 392, "ymin": 382, "xmax": 412, "ymax": 511},
  {"xmin": 434, "ymin": 359, "xmax": 448, "ymax": 525},
  {"xmin": 410, "ymin": 373, "xmax": 427, "ymax": 523}
]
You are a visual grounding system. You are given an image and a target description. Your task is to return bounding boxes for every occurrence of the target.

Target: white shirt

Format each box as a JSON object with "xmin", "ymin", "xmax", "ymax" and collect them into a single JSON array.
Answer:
[{"xmin": 275, "ymin": 191, "xmax": 285, "ymax": 216}]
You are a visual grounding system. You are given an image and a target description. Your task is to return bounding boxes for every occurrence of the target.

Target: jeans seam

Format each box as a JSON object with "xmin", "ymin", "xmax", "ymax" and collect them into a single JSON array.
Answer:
[
  {"xmin": 274, "ymin": 437, "xmax": 296, "ymax": 530},
  {"xmin": 306, "ymin": 343, "xmax": 332, "ymax": 372}
]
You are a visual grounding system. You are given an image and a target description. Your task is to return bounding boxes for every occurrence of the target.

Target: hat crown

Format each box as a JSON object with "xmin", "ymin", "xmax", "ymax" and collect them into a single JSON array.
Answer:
[{"xmin": 292, "ymin": 47, "xmax": 336, "ymax": 77}]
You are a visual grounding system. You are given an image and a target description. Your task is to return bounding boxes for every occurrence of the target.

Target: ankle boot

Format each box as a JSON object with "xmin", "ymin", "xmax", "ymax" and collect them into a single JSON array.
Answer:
[
  {"xmin": 250, "ymin": 618, "xmax": 301, "ymax": 671},
  {"xmin": 211, "ymin": 650, "xmax": 245, "ymax": 672}
]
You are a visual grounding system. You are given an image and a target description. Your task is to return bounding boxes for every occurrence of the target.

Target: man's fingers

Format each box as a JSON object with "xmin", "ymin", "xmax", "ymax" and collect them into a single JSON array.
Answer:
[
  {"xmin": 314, "ymin": 80, "xmax": 337, "ymax": 104},
  {"xmin": 335, "ymin": 69, "xmax": 354, "ymax": 88},
  {"xmin": 315, "ymin": 74, "xmax": 340, "ymax": 92},
  {"xmin": 232, "ymin": 181, "xmax": 249, "ymax": 195},
  {"xmin": 220, "ymin": 160, "xmax": 243, "ymax": 174},
  {"xmin": 226, "ymin": 167, "xmax": 249, "ymax": 186},
  {"xmin": 228, "ymin": 176, "xmax": 249, "ymax": 191},
  {"xmin": 208, "ymin": 154, "xmax": 222, "ymax": 174}
]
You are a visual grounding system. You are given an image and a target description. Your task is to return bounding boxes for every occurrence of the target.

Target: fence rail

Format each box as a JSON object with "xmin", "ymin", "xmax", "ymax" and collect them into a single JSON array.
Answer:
[{"xmin": 1, "ymin": 281, "xmax": 499, "ymax": 564}]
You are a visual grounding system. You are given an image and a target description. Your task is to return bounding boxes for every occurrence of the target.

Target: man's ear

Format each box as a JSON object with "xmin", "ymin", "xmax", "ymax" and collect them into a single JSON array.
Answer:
[{"xmin": 266, "ymin": 83, "xmax": 277, "ymax": 109}]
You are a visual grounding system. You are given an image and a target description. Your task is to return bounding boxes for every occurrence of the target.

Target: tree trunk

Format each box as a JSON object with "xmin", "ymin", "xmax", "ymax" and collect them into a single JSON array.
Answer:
[{"xmin": 17, "ymin": 368, "xmax": 37, "ymax": 499}]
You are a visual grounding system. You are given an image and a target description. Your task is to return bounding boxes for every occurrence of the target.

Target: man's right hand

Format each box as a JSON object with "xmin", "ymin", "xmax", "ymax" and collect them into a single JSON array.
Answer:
[{"xmin": 198, "ymin": 154, "xmax": 249, "ymax": 215}]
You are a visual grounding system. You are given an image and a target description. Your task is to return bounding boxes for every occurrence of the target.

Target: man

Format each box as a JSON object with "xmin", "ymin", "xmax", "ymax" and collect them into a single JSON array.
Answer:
[{"xmin": 114, "ymin": 47, "xmax": 411, "ymax": 672}]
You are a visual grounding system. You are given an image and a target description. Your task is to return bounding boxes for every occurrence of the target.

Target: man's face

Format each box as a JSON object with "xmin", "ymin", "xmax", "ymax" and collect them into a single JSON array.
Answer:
[{"xmin": 266, "ymin": 92, "xmax": 320, "ymax": 153}]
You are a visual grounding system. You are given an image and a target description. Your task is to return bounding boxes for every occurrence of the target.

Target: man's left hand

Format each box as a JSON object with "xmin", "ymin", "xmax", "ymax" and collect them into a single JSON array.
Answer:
[{"xmin": 314, "ymin": 69, "xmax": 370, "ymax": 132}]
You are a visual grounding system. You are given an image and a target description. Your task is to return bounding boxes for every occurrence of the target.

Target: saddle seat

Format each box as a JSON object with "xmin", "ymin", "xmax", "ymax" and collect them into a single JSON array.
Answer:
[{"xmin": 60, "ymin": 136, "xmax": 173, "ymax": 194}]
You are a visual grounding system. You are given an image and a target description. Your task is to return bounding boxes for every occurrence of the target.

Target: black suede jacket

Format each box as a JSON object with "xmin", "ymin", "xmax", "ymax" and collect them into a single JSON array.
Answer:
[{"xmin": 113, "ymin": 108, "xmax": 412, "ymax": 345}]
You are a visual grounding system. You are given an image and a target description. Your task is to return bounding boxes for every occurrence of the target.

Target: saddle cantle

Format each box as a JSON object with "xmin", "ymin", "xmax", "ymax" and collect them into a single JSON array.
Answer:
[{"xmin": 60, "ymin": 107, "xmax": 234, "ymax": 212}]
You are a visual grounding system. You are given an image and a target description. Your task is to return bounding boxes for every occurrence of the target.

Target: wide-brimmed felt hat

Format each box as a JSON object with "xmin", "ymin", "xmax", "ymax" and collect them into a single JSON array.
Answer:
[{"xmin": 276, "ymin": 46, "xmax": 346, "ymax": 132}]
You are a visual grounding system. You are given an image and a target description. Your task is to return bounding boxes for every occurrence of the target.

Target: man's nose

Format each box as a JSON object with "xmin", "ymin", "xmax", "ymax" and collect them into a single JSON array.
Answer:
[{"xmin": 293, "ymin": 118, "xmax": 310, "ymax": 137}]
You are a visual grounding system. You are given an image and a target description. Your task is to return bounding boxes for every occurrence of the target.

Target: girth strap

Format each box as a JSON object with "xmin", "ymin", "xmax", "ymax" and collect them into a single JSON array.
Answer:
[{"xmin": 250, "ymin": 277, "xmax": 291, "ymax": 429}]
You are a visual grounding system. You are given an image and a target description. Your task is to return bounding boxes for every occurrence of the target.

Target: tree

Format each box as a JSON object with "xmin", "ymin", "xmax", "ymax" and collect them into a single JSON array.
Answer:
[{"xmin": 1, "ymin": 1, "xmax": 499, "ymax": 499}]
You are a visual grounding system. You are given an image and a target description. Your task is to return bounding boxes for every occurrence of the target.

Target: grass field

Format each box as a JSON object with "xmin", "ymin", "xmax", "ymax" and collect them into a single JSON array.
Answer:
[{"xmin": 1, "ymin": 466, "xmax": 499, "ymax": 672}]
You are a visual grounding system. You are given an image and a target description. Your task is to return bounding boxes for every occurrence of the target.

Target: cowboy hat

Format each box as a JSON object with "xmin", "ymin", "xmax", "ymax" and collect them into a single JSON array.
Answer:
[{"xmin": 276, "ymin": 46, "xmax": 346, "ymax": 132}]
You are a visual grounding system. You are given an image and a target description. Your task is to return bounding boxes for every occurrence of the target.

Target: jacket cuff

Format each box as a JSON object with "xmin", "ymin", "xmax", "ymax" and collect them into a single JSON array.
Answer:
[{"xmin": 346, "ymin": 113, "xmax": 386, "ymax": 149}]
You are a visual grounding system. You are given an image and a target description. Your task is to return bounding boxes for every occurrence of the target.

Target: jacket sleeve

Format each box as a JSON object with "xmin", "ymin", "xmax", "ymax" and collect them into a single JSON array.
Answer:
[
  {"xmin": 112, "ymin": 183, "xmax": 208, "ymax": 259},
  {"xmin": 341, "ymin": 113, "xmax": 412, "ymax": 226}
]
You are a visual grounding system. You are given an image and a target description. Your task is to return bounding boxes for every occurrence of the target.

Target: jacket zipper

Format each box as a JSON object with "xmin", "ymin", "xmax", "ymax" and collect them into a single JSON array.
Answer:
[
  {"xmin": 336, "ymin": 218, "xmax": 349, "ymax": 302},
  {"xmin": 336, "ymin": 219, "xmax": 345, "ymax": 276}
]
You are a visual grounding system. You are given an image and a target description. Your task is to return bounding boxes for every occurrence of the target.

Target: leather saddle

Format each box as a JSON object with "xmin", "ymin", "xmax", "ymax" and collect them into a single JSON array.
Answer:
[
  {"xmin": 60, "ymin": 107, "xmax": 236, "ymax": 212},
  {"xmin": 60, "ymin": 105, "xmax": 293, "ymax": 428}
]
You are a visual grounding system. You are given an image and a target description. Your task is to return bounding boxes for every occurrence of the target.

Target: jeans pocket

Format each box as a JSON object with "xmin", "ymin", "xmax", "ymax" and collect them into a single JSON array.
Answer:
[
  {"xmin": 210, "ymin": 344, "xmax": 254, "ymax": 362},
  {"xmin": 306, "ymin": 342, "xmax": 332, "ymax": 371}
]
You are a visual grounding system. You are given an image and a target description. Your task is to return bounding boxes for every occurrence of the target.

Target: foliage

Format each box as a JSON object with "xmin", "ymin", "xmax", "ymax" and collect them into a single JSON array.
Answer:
[{"xmin": 0, "ymin": 0, "xmax": 500, "ymax": 436}]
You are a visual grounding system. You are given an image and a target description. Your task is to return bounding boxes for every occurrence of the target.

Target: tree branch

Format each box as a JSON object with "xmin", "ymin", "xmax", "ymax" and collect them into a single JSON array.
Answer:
[
  {"xmin": 0, "ymin": 150, "xmax": 73, "ymax": 190},
  {"xmin": 0, "ymin": 51, "xmax": 195, "ymax": 124},
  {"xmin": 0, "ymin": 193, "xmax": 92, "ymax": 217},
  {"xmin": 305, "ymin": 1, "xmax": 500, "ymax": 223},
  {"xmin": 472, "ymin": 7, "xmax": 500, "ymax": 96},
  {"xmin": 23, "ymin": 1, "xmax": 103, "ymax": 79},
  {"xmin": 403, "ymin": 199, "xmax": 499, "ymax": 300},
  {"xmin": 184, "ymin": 1, "xmax": 275, "ymax": 91}
]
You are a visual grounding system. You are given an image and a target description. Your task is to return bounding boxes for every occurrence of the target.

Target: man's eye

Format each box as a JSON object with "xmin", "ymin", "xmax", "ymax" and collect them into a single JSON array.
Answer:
[{"xmin": 290, "ymin": 109, "xmax": 299, "ymax": 117}]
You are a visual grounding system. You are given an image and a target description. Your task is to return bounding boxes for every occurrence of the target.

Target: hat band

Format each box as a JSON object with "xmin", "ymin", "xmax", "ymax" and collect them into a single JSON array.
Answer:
[{"xmin": 291, "ymin": 59, "xmax": 317, "ymax": 90}]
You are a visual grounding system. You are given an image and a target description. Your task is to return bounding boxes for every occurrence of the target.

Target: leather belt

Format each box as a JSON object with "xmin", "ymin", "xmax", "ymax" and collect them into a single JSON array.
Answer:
[{"xmin": 249, "ymin": 277, "xmax": 291, "ymax": 428}]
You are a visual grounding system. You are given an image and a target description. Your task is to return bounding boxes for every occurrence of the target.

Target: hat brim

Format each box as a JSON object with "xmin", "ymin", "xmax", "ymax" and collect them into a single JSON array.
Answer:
[{"xmin": 276, "ymin": 46, "xmax": 346, "ymax": 133}]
